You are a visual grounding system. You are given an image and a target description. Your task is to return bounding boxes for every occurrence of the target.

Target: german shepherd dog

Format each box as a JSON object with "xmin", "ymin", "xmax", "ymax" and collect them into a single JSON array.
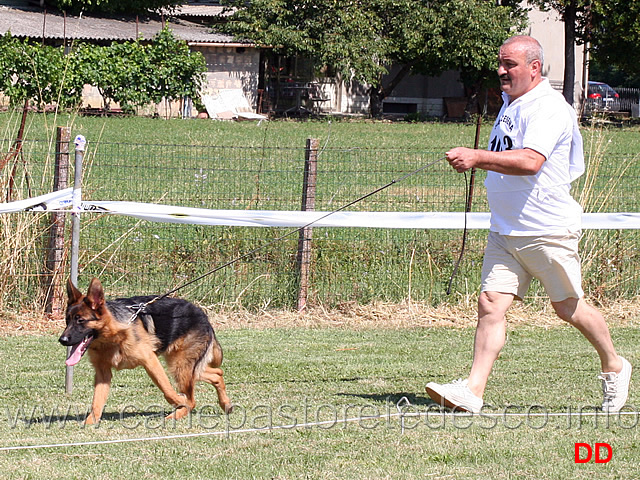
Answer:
[{"xmin": 59, "ymin": 278, "xmax": 232, "ymax": 425}]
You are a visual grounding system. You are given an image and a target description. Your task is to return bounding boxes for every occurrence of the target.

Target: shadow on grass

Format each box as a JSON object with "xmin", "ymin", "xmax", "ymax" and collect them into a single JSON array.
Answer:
[
  {"xmin": 337, "ymin": 391, "xmax": 437, "ymax": 408},
  {"xmin": 17, "ymin": 408, "xmax": 182, "ymax": 427}
]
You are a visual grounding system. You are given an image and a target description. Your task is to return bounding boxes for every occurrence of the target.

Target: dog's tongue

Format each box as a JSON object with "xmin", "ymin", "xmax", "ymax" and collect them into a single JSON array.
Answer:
[{"xmin": 65, "ymin": 335, "xmax": 93, "ymax": 366}]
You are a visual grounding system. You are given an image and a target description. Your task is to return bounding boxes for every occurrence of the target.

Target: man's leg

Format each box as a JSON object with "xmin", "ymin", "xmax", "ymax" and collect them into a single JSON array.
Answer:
[
  {"xmin": 551, "ymin": 297, "xmax": 621, "ymax": 373},
  {"xmin": 425, "ymin": 290, "xmax": 514, "ymax": 412},
  {"xmin": 466, "ymin": 290, "xmax": 515, "ymax": 398},
  {"xmin": 552, "ymin": 297, "xmax": 631, "ymax": 412}
]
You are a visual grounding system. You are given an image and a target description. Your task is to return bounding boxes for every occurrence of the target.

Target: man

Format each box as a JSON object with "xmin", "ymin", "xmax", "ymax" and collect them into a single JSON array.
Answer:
[{"xmin": 425, "ymin": 35, "xmax": 632, "ymax": 413}]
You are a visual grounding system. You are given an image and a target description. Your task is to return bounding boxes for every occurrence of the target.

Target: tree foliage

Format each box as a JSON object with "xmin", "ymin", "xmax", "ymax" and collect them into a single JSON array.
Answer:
[
  {"xmin": 219, "ymin": 0, "xmax": 524, "ymax": 115},
  {"xmin": 0, "ymin": 33, "xmax": 84, "ymax": 108},
  {"xmin": 528, "ymin": 0, "xmax": 640, "ymax": 93},
  {"xmin": 589, "ymin": 0, "xmax": 640, "ymax": 86},
  {"xmin": 146, "ymin": 27, "xmax": 206, "ymax": 106},
  {"xmin": 0, "ymin": 28, "xmax": 206, "ymax": 115},
  {"xmin": 43, "ymin": 0, "xmax": 181, "ymax": 15},
  {"xmin": 74, "ymin": 40, "xmax": 151, "ymax": 112}
]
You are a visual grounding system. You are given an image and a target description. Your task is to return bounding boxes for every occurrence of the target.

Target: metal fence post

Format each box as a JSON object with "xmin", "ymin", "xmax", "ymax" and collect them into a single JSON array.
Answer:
[
  {"xmin": 65, "ymin": 134, "xmax": 86, "ymax": 395},
  {"xmin": 296, "ymin": 138, "xmax": 318, "ymax": 311}
]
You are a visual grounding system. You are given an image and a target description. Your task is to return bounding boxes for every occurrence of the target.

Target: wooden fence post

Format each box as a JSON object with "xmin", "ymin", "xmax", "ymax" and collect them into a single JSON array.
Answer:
[
  {"xmin": 297, "ymin": 138, "xmax": 318, "ymax": 311},
  {"xmin": 43, "ymin": 126, "xmax": 71, "ymax": 314}
]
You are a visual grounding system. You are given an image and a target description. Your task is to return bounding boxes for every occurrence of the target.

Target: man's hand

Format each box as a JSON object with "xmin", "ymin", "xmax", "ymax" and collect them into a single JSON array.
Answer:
[
  {"xmin": 446, "ymin": 147, "xmax": 477, "ymax": 173},
  {"xmin": 445, "ymin": 147, "xmax": 545, "ymax": 176}
]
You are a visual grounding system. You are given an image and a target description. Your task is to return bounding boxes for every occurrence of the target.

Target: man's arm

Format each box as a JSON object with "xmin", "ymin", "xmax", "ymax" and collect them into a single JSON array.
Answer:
[{"xmin": 445, "ymin": 147, "xmax": 545, "ymax": 175}]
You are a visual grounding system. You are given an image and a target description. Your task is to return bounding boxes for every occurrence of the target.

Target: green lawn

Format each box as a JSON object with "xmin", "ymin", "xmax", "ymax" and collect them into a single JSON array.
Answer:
[
  {"xmin": 0, "ymin": 325, "xmax": 638, "ymax": 479},
  {"xmin": 1, "ymin": 112, "xmax": 640, "ymax": 478},
  {"xmin": 3, "ymin": 113, "xmax": 640, "ymax": 310}
]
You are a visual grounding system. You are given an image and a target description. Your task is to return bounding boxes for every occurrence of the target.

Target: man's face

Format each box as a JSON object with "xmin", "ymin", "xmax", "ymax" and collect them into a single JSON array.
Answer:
[{"xmin": 497, "ymin": 42, "xmax": 540, "ymax": 101}]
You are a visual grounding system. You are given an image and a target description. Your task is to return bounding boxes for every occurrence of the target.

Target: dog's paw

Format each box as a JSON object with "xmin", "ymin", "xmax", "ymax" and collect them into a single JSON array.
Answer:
[
  {"xmin": 166, "ymin": 405, "xmax": 190, "ymax": 421},
  {"xmin": 84, "ymin": 415, "xmax": 98, "ymax": 426}
]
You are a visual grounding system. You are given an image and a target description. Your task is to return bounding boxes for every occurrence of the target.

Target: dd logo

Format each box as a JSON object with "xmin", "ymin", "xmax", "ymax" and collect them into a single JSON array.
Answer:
[{"xmin": 574, "ymin": 443, "xmax": 613, "ymax": 464}]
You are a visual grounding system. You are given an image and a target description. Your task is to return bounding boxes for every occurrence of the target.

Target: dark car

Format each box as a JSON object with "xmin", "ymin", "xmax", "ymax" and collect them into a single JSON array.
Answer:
[{"xmin": 586, "ymin": 81, "xmax": 620, "ymax": 112}]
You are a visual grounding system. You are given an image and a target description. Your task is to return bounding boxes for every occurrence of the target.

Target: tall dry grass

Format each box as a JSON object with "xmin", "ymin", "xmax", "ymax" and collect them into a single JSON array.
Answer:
[
  {"xmin": 0, "ymin": 109, "xmax": 69, "ymax": 313},
  {"xmin": 578, "ymin": 120, "xmax": 640, "ymax": 303},
  {"xmin": 0, "ymin": 209, "xmax": 52, "ymax": 311}
]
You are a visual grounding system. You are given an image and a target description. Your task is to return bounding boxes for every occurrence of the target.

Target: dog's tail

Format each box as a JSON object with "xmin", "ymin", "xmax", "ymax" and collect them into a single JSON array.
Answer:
[
  {"xmin": 193, "ymin": 329, "xmax": 223, "ymax": 379},
  {"xmin": 209, "ymin": 331, "xmax": 224, "ymax": 368}
]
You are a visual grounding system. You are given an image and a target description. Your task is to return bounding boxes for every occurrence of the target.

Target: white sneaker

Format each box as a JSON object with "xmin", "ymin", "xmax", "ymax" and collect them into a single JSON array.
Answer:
[
  {"xmin": 425, "ymin": 379, "xmax": 483, "ymax": 413},
  {"xmin": 600, "ymin": 357, "xmax": 632, "ymax": 413}
]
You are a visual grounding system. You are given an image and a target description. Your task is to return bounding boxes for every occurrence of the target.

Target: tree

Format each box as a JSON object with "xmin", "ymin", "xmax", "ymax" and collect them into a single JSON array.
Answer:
[
  {"xmin": 0, "ymin": 34, "xmax": 19, "ymax": 97},
  {"xmin": 588, "ymin": 0, "xmax": 640, "ymax": 86},
  {"xmin": 73, "ymin": 27, "xmax": 206, "ymax": 115},
  {"xmin": 0, "ymin": 29, "xmax": 206, "ymax": 116},
  {"xmin": 44, "ymin": 0, "xmax": 181, "ymax": 14},
  {"xmin": 74, "ymin": 40, "xmax": 151, "ymax": 113},
  {"xmin": 527, "ymin": 0, "xmax": 593, "ymax": 104},
  {"xmin": 528, "ymin": 0, "xmax": 640, "ymax": 99},
  {"xmin": 0, "ymin": 33, "xmax": 84, "ymax": 109},
  {"xmin": 146, "ymin": 27, "xmax": 207, "ymax": 115},
  {"xmin": 219, "ymin": 0, "xmax": 523, "ymax": 116}
]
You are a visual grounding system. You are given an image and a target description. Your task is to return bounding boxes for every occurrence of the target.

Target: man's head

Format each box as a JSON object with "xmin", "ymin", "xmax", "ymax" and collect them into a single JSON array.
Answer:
[{"xmin": 497, "ymin": 35, "xmax": 543, "ymax": 101}]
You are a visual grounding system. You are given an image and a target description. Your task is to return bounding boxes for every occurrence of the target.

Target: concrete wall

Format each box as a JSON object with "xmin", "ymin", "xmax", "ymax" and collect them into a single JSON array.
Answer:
[
  {"xmin": 192, "ymin": 45, "xmax": 262, "ymax": 107},
  {"xmin": 525, "ymin": 7, "xmax": 586, "ymax": 107}
]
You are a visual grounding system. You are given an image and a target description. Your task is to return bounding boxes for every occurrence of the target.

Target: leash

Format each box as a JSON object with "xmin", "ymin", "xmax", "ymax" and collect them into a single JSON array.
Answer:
[
  {"xmin": 446, "ymin": 115, "xmax": 482, "ymax": 295},
  {"xmin": 126, "ymin": 154, "xmax": 449, "ymax": 319}
]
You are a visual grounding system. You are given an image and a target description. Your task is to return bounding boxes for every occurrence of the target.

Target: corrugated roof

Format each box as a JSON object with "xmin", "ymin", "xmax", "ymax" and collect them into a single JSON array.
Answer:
[
  {"xmin": 0, "ymin": 5, "xmax": 244, "ymax": 44},
  {"xmin": 173, "ymin": 5, "xmax": 229, "ymax": 17}
]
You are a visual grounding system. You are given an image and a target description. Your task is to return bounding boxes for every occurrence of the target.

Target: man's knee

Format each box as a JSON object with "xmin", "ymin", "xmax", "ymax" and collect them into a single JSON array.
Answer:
[
  {"xmin": 551, "ymin": 297, "xmax": 580, "ymax": 322},
  {"xmin": 478, "ymin": 291, "xmax": 513, "ymax": 320}
]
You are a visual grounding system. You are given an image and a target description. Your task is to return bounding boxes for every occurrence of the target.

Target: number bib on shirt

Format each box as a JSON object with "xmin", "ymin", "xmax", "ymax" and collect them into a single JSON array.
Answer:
[{"xmin": 484, "ymin": 79, "xmax": 584, "ymax": 235}]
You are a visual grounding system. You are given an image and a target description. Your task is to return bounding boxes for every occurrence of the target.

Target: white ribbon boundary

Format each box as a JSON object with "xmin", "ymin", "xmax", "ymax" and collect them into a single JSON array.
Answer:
[{"xmin": 3, "ymin": 188, "xmax": 640, "ymax": 230}]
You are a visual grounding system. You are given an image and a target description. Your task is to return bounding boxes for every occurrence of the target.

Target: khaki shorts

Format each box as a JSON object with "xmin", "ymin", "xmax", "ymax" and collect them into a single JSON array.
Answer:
[{"xmin": 481, "ymin": 231, "xmax": 584, "ymax": 302}]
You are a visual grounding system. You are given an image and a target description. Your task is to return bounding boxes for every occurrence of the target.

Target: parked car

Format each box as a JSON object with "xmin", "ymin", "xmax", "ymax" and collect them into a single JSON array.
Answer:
[{"xmin": 586, "ymin": 81, "xmax": 620, "ymax": 112}]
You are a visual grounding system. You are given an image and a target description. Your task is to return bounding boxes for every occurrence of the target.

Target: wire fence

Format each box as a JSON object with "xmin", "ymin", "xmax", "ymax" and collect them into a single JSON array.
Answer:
[{"xmin": 1, "ymin": 136, "xmax": 639, "ymax": 313}]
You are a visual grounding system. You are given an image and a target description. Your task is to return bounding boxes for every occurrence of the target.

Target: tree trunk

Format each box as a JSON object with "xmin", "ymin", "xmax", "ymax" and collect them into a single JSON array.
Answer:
[
  {"xmin": 562, "ymin": 1, "xmax": 577, "ymax": 105},
  {"xmin": 368, "ymin": 62, "xmax": 416, "ymax": 117},
  {"xmin": 369, "ymin": 85, "xmax": 385, "ymax": 117}
]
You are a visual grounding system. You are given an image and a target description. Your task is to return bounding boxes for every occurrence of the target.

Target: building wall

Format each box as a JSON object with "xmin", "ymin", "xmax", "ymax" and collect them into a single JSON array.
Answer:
[
  {"xmin": 382, "ymin": 69, "xmax": 465, "ymax": 117},
  {"xmin": 376, "ymin": 5, "xmax": 586, "ymax": 117},
  {"xmin": 192, "ymin": 45, "xmax": 262, "ymax": 108},
  {"xmin": 78, "ymin": 44, "xmax": 262, "ymax": 117},
  {"xmin": 525, "ymin": 7, "xmax": 586, "ymax": 107}
]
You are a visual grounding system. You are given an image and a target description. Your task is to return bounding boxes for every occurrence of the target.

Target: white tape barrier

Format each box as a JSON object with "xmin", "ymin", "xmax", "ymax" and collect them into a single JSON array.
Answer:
[
  {"xmin": 3, "ymin": 189, "xmax": 640, "ymax": 229},
  {"xmin": 87, "ymin": 200, "xmax": 491, "ymax": 229},
  {"xmin": 0, "ymin": 188, "xmax": 74, "ymax": 213}
]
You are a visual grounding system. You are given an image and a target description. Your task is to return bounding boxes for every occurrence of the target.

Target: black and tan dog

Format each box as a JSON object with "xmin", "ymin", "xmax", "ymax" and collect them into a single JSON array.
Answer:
[{"xmin": 59, "ymin": 278, "xmax": 232, "ymax": 424}]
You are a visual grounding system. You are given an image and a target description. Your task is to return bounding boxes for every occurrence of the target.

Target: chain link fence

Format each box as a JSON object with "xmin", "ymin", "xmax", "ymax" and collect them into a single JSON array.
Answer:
[{"xmin": 1, "ymin": 135, "xmax": 639, "ymax": 312}]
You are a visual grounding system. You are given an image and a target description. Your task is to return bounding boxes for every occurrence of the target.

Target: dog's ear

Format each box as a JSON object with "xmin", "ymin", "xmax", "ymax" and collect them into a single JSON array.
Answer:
[
  {"xmin": 66, "ymin": 278, "xmax": 83, "ymax": 304},
  {"xmin": 86, "ymin": 278, "xmax": 106, "ymax": 311}
]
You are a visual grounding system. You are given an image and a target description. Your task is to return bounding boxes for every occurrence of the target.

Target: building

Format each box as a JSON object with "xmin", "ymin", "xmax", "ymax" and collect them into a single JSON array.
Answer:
[
  {"xmin": 380, "ymin": 5, "xmax": 586, "ymax": 118},
  {"xmin": 0, "ymin": 1, "xmax": 585, "ymax": 118},
  {"xmin": 0, "ymin": 0, "xmax": 262, "ymax": 117}
]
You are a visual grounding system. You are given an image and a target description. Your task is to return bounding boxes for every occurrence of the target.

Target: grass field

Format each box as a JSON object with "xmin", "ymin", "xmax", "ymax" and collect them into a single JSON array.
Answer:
[
  {"xmin": 2, "ymin": 111, "xmax": 640, "ymax": 478},
  {"xmin": 0, "ymin": 109, "xmax": 486, "ymax": 149},
  {"xmin": 0, "ymin": 321, "xmax": 639, "ymax": 479},
  {"xmin": 2, "ymin": 111, "xmax": 640, "ymax": 311},
  {"xmin": 3, "ymin": 108, "xmax": 640, "ymax": 150}
]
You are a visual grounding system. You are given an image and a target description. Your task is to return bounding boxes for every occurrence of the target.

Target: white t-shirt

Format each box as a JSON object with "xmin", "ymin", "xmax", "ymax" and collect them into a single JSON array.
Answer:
[{"xmin": 485, "ymin": 78, "xmax": 585, "ymax": 235}]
